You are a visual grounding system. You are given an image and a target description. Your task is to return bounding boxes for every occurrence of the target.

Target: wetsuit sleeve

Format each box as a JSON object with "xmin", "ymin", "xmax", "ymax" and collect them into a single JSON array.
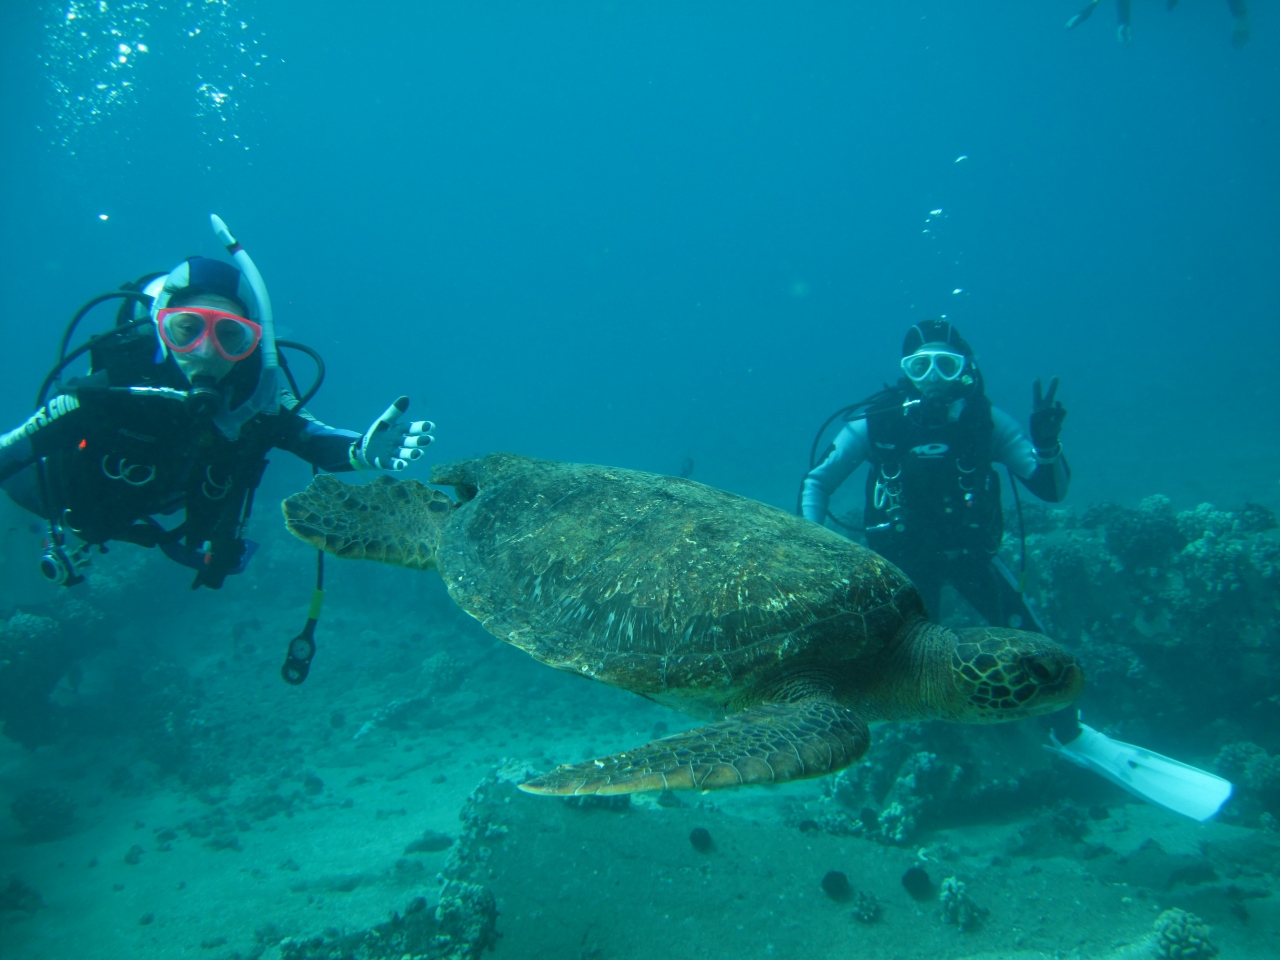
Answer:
[
  {"xmin": 991, "ymin": 407, "xmax": 1069, "ymax": 503},
  {"xmin": 272, "ymin": 391, "xmax": 361, "ymax": 473},
  {"xmin": 0, "ymin": 394, "xmax": 86, "ymax": 484},
  {"xmin": 801, "ymin": 420, "xmax": 872, "ymax": 524}
]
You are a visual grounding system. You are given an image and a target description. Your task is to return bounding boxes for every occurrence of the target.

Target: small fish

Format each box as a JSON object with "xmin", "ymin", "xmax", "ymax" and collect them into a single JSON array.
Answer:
[
  {"xmin": 679, "ymin": 457, "xmax": 695, "ymax": 479},
  {"xmin": 954, "ymin": 154, "xmax": 968, "ymax": 163}
]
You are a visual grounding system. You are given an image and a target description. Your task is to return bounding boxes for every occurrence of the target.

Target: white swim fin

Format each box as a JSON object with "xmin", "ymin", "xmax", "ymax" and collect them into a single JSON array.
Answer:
[{"xmin": 1045, "ymin": 719, "xmax": 1233, "ymax": 822}]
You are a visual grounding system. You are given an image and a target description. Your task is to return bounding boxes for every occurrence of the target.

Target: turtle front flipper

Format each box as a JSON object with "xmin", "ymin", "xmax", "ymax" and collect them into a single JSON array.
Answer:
[{"xmin": 519, "ymin": 699, "xmax": 870, "ymax": 796}]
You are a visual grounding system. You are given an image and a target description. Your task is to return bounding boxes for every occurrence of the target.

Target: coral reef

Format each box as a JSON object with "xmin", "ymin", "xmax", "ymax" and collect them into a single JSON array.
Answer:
[
  {"xmin": 850, "ymin": 890, "xmax": 882, "ymax": 923},
  {"xmin": 816, "ymin": 729, "xmax": 964, "ymax": 845},
  {"xmin": 1002, "ymin": 495, "xmax": 1280, "ymax": 820},
  {"xmin": 276, "ymin": 771, "xmax": 505, "ymax": 960},
  {"xmin": 1151, "ymin": 907, "xmax": 1217, "ymax": 959},
  {"xmin": 874, "ymin": 751, "xmax": 965, "ymax": 843},
  {"xmin": 9, "ymin": 786, "xmax": 76, "ymax": 841},
  {"xmin": 1211, "ymin": 741, "xmax": 1280, "ymax": 820},
  {"xmin": 938, "ymin": 875, "xmax": 984, "ymax": 931},
  {"xmin": 1213, "ymin": 741, "xmax": 1280, "ymax": 797},
  {"xmin": 433, "ymin": 880, "xmax": 498, "ymax": 960},
  {"xmin": 807, "ymin": 721, "xmax": 1059, "ymax": 846}
]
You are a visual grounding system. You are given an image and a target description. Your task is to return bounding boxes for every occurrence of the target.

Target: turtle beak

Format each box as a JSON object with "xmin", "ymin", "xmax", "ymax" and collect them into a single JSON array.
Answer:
[{"xmin": 1012, "ymin": 649, "xmax": 1085, "ymax": 717}]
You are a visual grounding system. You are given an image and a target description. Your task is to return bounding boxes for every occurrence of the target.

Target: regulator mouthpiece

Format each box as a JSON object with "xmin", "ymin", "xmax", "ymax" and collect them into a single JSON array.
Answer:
[{"xmin": 187, "ymin": 376, "xmax": 221, "ymax": 419}]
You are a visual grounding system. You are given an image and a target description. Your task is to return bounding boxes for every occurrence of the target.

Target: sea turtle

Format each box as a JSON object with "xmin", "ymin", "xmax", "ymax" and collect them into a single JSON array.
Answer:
[{"xmin": 282, "ymin": 453, "xmax": 1082, "ymax": 796}]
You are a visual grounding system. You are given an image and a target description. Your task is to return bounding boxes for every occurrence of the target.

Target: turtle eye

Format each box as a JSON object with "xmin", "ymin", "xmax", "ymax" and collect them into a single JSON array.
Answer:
[{"xmin": 1025, "ymin": 658, "xmax": 1053, "ymax": 683}]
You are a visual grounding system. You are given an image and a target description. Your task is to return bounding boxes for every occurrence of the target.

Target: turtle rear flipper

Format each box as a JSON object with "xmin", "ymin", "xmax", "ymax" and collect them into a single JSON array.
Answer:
[
  {"xmin": 519, "ymin": 699, "xmax": 870, "ymax": 796},
  {"xmin": 282, "ymin": 474, "xmax": 454, "ymax": 571}
]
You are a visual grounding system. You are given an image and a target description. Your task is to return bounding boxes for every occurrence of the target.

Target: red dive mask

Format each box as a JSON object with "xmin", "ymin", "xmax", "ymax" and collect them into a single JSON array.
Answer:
[{"xmin": 156, "ymin": 306, "xmax": 262, "ymax": 362}]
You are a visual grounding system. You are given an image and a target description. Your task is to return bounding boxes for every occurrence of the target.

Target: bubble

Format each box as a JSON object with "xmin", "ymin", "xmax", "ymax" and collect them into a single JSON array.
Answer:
[
  {"xmin": 42, "ymin": 0, "xmax": 152, "ymax": 150},
  {"xmin": 42, "ymin": 0, "xmax": 268, "ymax": 155}
]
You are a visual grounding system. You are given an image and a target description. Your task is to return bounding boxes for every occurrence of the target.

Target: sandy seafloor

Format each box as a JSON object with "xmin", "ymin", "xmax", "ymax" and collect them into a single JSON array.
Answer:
[{"xmin": 2, "ymin": 516, "xmax": 1279, "ymax": 960}]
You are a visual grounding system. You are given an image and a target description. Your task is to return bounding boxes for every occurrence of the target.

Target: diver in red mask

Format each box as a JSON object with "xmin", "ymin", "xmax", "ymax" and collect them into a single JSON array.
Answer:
[{"xmin": 0, "ymin": 216, "xmax": 434, "ymax": 592}]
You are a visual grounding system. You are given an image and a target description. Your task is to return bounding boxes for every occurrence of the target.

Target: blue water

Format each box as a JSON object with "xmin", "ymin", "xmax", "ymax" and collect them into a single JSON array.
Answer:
[
  {"xmin": 1, "ymin": 3, "xmax": 1278, "ymax": 958},
  {"xmin": 3, "ymin": 2, "xmax": 1276, "ymax": 513}
]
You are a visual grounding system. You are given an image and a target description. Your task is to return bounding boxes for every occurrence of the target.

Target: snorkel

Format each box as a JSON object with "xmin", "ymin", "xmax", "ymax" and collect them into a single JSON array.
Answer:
[{"xmin": 210, "ymin": 214, "xmax": 278, "ymax": 374}]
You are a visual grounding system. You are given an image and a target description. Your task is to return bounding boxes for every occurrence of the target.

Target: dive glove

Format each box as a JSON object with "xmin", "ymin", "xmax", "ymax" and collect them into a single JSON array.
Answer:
[
  {"xmin": 190, "ymin": 537, "xmax": 248, "ymax": 591},
  {"xmin": 350, "ymin": 396, "xmax": 434, "ymax": 471},
  {"xmin": 1030, "ymin": 377, "xmax": 1066, "ymax": 455}
]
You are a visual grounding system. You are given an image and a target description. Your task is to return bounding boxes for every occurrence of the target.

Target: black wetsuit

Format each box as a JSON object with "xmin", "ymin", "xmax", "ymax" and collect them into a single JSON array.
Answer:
[
  {"xmin": 802, "ymin": 389, "xmax": 1070, "ymax": 629},
  {"xmin": 0, "ymin": 329, "xmax": 359, "ymax": 588}
]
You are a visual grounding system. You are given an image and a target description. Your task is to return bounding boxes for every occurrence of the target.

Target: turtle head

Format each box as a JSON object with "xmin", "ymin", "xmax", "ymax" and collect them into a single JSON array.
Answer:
[
  {"xmin": 282, "ymin": 474, "xmax": 454, "ymax": 571},
  {"xmin": 945, "ymin": 627, "xmax": 1084, "ymax": 722}
]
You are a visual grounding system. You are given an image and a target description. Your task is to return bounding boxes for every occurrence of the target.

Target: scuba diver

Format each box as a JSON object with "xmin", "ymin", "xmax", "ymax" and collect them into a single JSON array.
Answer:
[
  {"xmin": 800, "ymin": 319, "xmax": 1068, "ymax": 631},
  {"xmin": 0, "ymin": 215, "xmax": 434, "ymax": 593},
  {"xmin": 1066, "ymin": 0, "xmax": 1250, "ymax": 47},
  {"xmin": 801, "ymin": 320, "xmax": 1235, "ymax": 823}
]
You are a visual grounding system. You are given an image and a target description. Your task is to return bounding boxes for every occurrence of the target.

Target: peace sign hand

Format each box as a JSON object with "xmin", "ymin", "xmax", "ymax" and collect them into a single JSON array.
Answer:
[{"xmin": 1030, "ymin": 377, "xmax": 1066, "ymax": 453}]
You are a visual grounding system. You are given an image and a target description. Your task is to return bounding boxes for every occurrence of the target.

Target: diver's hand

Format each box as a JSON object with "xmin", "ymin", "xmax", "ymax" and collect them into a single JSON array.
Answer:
[
  {"xmin": 349, "ymin": 397, "xmax": 435, "ymax": 471},
  {"xmin": 350, "ymin": 397, "xmax": 435, "ymax": 471},
  {"xmin": 191, "ymin": 538, "xmax": 246, "ymax": 591},
  {"xmin": 1030, "ymin": 378, "xmax": 1066, "ymax": 455}
]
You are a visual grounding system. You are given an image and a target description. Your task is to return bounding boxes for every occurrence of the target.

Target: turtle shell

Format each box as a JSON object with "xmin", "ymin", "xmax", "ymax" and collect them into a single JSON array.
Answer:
[{"xmin": 431, "ymin": 454, "xmax": 924, "ymax": 708}]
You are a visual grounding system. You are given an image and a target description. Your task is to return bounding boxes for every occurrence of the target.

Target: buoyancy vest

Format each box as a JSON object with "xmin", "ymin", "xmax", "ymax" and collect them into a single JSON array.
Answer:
[
  {"xmin": 862, "ymin": 392, "xmax": 1003, "ymax": 559},
  {"xmin": 43, "ymin": 331, "xmax": 272, "ymax": 555}
]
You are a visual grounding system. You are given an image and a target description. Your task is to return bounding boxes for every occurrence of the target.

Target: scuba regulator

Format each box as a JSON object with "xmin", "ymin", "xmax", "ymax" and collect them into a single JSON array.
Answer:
[{"xmin": 186, "ymin": 375, "xmax": 222, "ymax": 419}]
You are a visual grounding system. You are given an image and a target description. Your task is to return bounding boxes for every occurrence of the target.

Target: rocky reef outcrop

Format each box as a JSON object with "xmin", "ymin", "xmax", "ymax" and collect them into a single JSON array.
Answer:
[{"xmin": 275, "ymin": 770, "xmax": 506, "ymax": 960}]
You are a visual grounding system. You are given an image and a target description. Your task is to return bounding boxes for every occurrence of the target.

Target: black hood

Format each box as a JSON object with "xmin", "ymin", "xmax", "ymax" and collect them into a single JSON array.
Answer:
[
  {"xmin": 902, "ymin": 319, "xmax": 973, "ymax": 358},
  {"xmin": 899, "ymin": 319, "xmax": 984, "ymax": 410}
]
